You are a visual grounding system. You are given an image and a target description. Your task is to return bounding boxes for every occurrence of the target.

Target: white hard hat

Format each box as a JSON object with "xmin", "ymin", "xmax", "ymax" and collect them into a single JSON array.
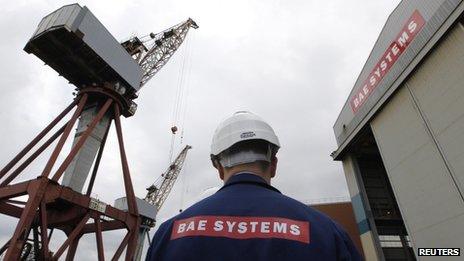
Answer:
[{"xmin": 210, "ymin": 111, "xmax": 280, "ymax": 156}]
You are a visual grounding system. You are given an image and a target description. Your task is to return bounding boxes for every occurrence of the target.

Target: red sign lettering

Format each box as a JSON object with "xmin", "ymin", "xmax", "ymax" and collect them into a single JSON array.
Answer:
[
  {"xmin": 350, "ymin": 10, "xmax": 425, "ymax": 112},
  {"xmin": 170, "ymin": 215, "xmax": 310, "ymax": 244}
]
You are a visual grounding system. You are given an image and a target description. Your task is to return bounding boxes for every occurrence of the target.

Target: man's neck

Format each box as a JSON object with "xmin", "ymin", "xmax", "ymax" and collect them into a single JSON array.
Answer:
[{"xmin": 224, "ymin": 170, "xmax": 271, "ymax": 184}]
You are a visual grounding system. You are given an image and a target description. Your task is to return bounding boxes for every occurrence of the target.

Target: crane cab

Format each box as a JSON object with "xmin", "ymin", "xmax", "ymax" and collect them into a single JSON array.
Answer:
[{"xmin": 24, "ymin": 4, "xmax": 143, "ymax": 93}]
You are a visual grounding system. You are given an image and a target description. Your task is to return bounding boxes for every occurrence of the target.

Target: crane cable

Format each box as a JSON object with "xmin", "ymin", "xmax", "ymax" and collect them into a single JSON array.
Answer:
[
  {"xmin": 175, "ymin": 35, "xmax": 194, "ymax": 212},
  {"xmin": 179, "ymin": 157, "xmax": 189, "ymax": 212},
  {"xmin": 178, "ymin": 75, "xmax": 192, "ymax": 211},
  {"xmin": 179, "ymin": 33, "xmax": 195, "ymax": 145},
  {"xmin": 168, "ymin": 34, "xmax": 192, "ymax": 163}
]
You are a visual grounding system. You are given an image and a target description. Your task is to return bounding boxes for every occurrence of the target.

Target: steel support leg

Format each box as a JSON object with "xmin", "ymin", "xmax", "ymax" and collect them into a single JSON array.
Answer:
[
  {"xmin": 0, "ymin": 100, "xmax": 77, "ymax": 180},
  {"xmin": 0, "ymin": 124, "xmax": 66, "ymax": 187},
  {"xmin": 65, "ymin": 234, "xmax": 82, "ymax": 261},
  {"xmin": 53, "ymin": 214, "xmax": 90, "ymax": 259},
  {"xmin": 113, "ymin": 104, "xmax": 138, "ymax": 215},
  {"xmin": 94, "ymin": 217, "xmax": 105, "ymax": 261},
  {"xmin": 114, "ymin": 104, "xmax": 140, "ymax": 260},
  {"xmin": 135, "ymin": 226, "xmax": 149, "ymax": 261},
  {"xmin": 112, "ymin": 230, "xmax": 132, "ymax": 261},
  {"xmin": 4, "ymin": 95, "xmax": 87, "ymax": 260},
  {"xmin": 52, "ymin": 98, "xmax": 113, "ymax": 182},
  {"xmin": 0, "ymin": 239, "xmax": 10, "ymax": 256},
  {"xmin": 41, "ymin": 94, "xmax": 88, "ymax": 178},
  {"xmin": 40, "ymin": 201, "xmax": 49, "ymax": 259},
  {"xmin": 126, "ymin": 228, "xmax": 140, "ymax": 261},
  {"xmin": 4, "ymin": 179, "xmax": 48, "ymax": 260},
  {"xmin": 86, "ymin": 122, "xmax": 111, "ymax": 196},
  {"xmin": 32, "ymin": 226, "xmax": 40, "ymax": 260}
]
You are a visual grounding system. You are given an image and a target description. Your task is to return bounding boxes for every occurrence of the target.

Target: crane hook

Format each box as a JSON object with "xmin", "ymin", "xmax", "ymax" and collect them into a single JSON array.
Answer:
[{"xmin": 171, "ymin": 126, "xmax": 178, "ymax": 134}]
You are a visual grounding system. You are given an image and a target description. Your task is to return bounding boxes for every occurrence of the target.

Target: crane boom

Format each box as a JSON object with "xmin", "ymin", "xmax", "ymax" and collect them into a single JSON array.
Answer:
[
  {"xmin": 134, "ymin": 145, "xmax": 192, "ymax": 260},
  {"xmin": 134, "ymin": 19, "xmax": 198, "ymax": 87},
  {"xmin": 145, "ymin": 145, "xmax": 192, "ymax": 211}
]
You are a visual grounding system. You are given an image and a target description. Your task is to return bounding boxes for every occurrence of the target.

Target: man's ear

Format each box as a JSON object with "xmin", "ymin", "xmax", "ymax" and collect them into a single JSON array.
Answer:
[
  {"xmin": 214, "ymin": 160, "xmax": 225, "ymax": 180},
  {"xmin": 270, "ymin": 156, "xmax": 278, "ymax": 178}
]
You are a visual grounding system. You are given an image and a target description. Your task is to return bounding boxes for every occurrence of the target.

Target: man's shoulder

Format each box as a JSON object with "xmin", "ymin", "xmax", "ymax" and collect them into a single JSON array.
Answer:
[
  {"xmin": 157, "ymin": 195, "xmax": 219, "ymax": 226},
  {"xmin": 173, "ymin": 192, "xmax": 224, "ymax": 216},
  {"xmin": 152, "ymin": 196, "xmax": 215, "ymax": 238},
  {"xmin": 174, "ymin": 190, "xmax": 337, "ymax": 225}
]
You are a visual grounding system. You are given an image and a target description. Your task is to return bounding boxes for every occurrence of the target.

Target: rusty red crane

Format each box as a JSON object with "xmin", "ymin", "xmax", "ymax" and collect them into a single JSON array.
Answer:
[{"xmin": 0, "ymin": 4, "xmax": 197, "ymax": 260}]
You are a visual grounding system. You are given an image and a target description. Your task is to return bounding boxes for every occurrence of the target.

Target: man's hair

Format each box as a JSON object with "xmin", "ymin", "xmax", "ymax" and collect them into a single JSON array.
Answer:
[
  {"xmin": 218, "ymin": 139, "xmax": 277, "ymax": 171},
  {"xmin": 226, "ymin": 160, "xmax": 270, "ymax": 172}
]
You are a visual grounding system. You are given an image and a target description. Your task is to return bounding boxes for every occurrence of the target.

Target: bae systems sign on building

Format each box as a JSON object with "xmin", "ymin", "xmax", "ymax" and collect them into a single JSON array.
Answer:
[{"xmin": 350, "ymin": 10, "xmax": 425, "ymax": 112}]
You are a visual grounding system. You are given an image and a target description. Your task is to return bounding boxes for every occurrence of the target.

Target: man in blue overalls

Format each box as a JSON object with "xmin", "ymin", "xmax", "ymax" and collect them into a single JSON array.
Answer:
[{"xmin": 146, "ymin": 111, "xmax": 362, "ymax": 260}]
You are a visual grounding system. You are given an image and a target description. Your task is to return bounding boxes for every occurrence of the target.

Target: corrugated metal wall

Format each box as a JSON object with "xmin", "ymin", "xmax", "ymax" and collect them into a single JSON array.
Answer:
[
  {"xmin": 32, "ymin": 4, "xmax": 81, "ymax": 36},
  {"xmin": 370, "ymin": 22, "xmax": 464, "ymax": 259}
]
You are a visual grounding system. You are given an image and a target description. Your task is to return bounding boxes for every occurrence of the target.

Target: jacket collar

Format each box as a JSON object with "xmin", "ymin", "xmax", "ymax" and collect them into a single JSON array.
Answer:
[{"xmin": 218, "ymin": 172, "xmax": 281, "ymax": 193}]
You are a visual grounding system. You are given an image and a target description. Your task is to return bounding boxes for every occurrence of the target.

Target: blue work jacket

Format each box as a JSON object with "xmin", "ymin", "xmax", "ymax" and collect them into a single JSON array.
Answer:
[{"xmin": 146, "ymin": 173, "xmax": 362, "ymax": 261}]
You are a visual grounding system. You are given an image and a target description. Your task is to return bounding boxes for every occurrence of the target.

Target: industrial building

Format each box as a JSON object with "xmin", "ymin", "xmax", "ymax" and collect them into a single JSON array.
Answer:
[
  {"xmin": 309, "ymin": 201, "xmax": 363, "ymax": 255},
  {"xmin": 332, "ymin": 0, "xmax": 464, "ymax": 260}
]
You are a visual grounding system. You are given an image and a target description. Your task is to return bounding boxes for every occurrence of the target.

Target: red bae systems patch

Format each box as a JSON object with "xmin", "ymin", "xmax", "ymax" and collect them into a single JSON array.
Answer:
[
  {"xmin": 170, "ymin": 216, "xmax": 310, "ymax": 244},
  {"xmin": 350, "ymin": 10, "xmax": 425, "ymax": 113}
]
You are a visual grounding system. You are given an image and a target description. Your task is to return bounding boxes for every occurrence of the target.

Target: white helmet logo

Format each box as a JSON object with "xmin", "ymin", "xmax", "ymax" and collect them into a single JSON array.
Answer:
[{"xmin": 240, "ymin": 131, "xmax": 256, "ymax": 139}]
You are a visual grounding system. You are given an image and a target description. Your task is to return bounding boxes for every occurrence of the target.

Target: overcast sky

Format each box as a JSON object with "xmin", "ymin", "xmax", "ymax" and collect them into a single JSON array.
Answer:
[{"xmin": 0, "ymin": 0, "xmax": 401, "ymax": 259}]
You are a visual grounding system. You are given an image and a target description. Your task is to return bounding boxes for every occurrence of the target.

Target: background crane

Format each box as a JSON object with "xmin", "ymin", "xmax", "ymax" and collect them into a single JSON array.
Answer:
[
  {"xmin": 110, "ymin": 19, "xmax": 199, "ymax": 261},
  {"xmin": 120, "ymin": 19, "xmax": 198, "ymax": 261},
  {"xmin": 122, "ymin": 18, "xmax": 198, "ymax": 87},
  {"xmin": 133, "ymin": 145, "xmax": 192, "ymax": 260},
  {"xmin": 145, "ymin": 145, "xmax": 192, "ymax": 213}
]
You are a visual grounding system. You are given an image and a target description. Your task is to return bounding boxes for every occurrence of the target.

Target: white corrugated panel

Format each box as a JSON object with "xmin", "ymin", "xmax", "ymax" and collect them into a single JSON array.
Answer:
[{"xmin": 370, "ymin": 22, "xmax": 464, "ymax": 256}]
